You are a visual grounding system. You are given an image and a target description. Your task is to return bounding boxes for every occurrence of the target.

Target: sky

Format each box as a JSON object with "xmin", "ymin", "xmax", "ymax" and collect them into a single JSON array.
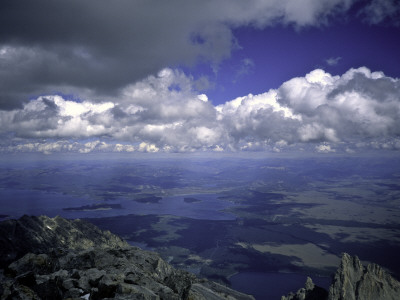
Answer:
[{"xmin": 0, "ymin": 0, "xmax": 400, "ymax": 154}]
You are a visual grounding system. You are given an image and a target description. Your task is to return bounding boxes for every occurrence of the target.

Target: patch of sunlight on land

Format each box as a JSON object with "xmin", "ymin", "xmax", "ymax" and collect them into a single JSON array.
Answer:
[
  {"xmin": 279, "ymin": 190, "xmax": 400, "ymax": 224},
  {"xmin": 237, "ymin": 242, "xmax": 340, "ymax": 270},
  {"xmin": 303, "ymin": 224, "xmax": 400, "ymax": 244},
  {"xmin": 151, "ymin": 216, "xmax": 187, "ymax": 243},
  {"xmin": 188, "ymin": 254, "xmax": 213, "ymax": 265}
]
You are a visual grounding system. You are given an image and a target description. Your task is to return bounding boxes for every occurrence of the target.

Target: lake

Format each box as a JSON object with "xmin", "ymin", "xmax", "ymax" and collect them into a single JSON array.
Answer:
[
  {"xmin": 0, "ymin": 189, "xmax": 236, "ymax": 220},
  {"xmin": 229, "ymin": 271, "xmax": 331, "ymax": 300}
]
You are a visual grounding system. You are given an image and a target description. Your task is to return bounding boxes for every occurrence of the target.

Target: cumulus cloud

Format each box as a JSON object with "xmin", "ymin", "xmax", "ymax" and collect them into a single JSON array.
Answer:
[
  {"xmin": 278, "ymin": 68, "xmax": 400, "ymax": 141},
  {"xmin": 315, "ymin": 143, "xmax": 336, "ymax": 153},
  {"xmin": 1, "ymin": 67, "xmax": 400, "ymax": 153},
  {"xmin": 0, "ymin": 0, "xmax": 360, "ymax": 109},
  {"xmin": 0, "ymin": 69, "xmax": 227, "ymax": 152},
  {"xmin": 0, "ymin": 96, "xmax": 115, "ymax": 138}
]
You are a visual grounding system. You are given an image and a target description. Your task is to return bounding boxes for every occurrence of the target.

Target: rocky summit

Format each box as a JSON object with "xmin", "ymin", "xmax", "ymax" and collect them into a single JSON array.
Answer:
[
  {"xmin": 0, "ymin": 215, "xmax": 254, "ymax": 300},
  {"xmin": 2, "ymin": 215, "xmax": 400, "ymax": 300},
  {"xmin": 281, "ymin": 253, "xmax": 400, "ymax": 300},
  {"xmin": 327, "ymin": 253, "xmax": 400, "ymax": 300}
]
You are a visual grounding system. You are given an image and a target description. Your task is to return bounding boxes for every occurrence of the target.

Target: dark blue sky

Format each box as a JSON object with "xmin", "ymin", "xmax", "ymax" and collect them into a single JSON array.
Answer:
[{"xmin": 185, "ymin": 17, "xmax": 400, "ymax": 105}]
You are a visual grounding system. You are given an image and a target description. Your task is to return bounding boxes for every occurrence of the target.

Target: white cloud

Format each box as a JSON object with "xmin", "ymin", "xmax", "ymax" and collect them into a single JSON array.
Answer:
[
  {"xmin": 8, "ymin": 141, "xmax": 80, "ymax": 155},
  {"xmin": 278, "ymin": 69, "xmax": 339, "ymax": 115},
  {"xmin": 315, "ymin": 143, "xmax": 336, "ymax": 153},
  {"xmin": 138, "ymin": 142, "xmax": 159, "ymax": 153},
  {"xmin": 326, "ymin": 56, "xmax": 342, "ymax": 66},
  {"xmin": 198, "ymin": 94, "xmax": 208, "ymax": 102},
  {"xmin": 0, "ymin": 96, "xmax": 115, "ymax": 139},
  {"xmin": 0, "ymin": 0, "xmax": 360, "ymax": 110},
  {"xmin": 1, "ymin": 66, "xmax": 400, "ymax": 153},
  {"xmin": 279, "ymin": 0, "xmax": 354, "ymax": 26},
  {"xmin": 361, "ymin": 0, "xmax": 400, "ymax": 25},
  {"xmin": 298, "ymin": 123, "xmax": 339, "ymax": 142},
  {"xmin": 114, "ymin": 143, "xmax": 135, "ymax": 152},
  {"xmin": 2, "ymin": 0, "xmax": 398, "ymax": 117}
]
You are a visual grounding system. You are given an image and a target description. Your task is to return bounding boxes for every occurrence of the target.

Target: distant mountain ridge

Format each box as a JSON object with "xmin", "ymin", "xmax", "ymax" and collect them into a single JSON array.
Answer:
[{"xmin": 0, "ymin": 215, "xmax": 254, "ymax": 300}]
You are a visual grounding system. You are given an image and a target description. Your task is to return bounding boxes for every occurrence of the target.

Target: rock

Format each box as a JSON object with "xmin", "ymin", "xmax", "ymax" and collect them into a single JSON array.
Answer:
[
  {"xmin": 15, "ymin": 271, "xmax": 36, "ymax": 287},
  {"xmin": 0, "ymin": 215, "xmax": 128, "ymax": 269},
  {"xmin": 124, "ymin": 269, "xmax": 141, "ymax": 284},
  {"xmin": 0, "ymin": 215, "xmax": 255, "ymax": 300},
  {"xmin": 116, "ymin": 283, "xmax": 160, "ymax": 299},
  {"xmin": 191, "ymin": 281, "xmax": 259, "ymax": 300},
  {"xmin": 328, "ymin": 253, "xmax": 364, "ymax": 300},
  {"xmin": 2, "ymin": 283, "xmax": 41, "ymax": 300},
  {"xmin": 84, "ymin": 268, "xmax": 107, "ymax": 287},
  {"xmin": 63, "ymin": 287, "xmax": 84, "ymax": 298},
  {"xmin": 96, "ymin": 274, "xmax": 122, "ymax": 299},
  {"xmin": 6, "ymin": 253, "xmax": 55, "ymax": 277},
  {"xmin": 281, "ymin": 277, "xmax": 328, "ymax": 300},
  {"xmin": 328, "ymin": 253, "xmax": 400, "ymax": 300},
  {"xmin": 164, "ymin": 271, "xmax": 193, "ymax": 299},
  {"xmin": 61, "ymin": 278, "xmax": 77, "ymax": 291},
  {"xmin": 6, "ymin": 216, "xmax": 400, "ymax": 300},
  {"xmin": 282, "ymin": 253, "xmax": 400, "ymax": 300},
  {"xmin": 33, "ymin": 276, "xmax": 63, "ymax": 300}
]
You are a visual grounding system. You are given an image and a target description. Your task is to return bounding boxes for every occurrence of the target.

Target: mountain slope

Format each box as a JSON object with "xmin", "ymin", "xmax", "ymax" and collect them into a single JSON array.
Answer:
[{"xmin": 0, "ymin": 215, "xmax": 254, "ymax": 300}]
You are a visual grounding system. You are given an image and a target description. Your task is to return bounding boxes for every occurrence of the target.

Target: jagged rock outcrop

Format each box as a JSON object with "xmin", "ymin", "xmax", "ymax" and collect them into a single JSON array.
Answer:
[
  {"xmin": 280, "ymin": 276, "xmax": 328, "ymax": 300},
  {"xmin": 328, "ymin": 253, "xmax": 400, "ymax": 300},
  {"xmin": 0, "ymin": 215, "xmax": 128, "ymax": 268},
  {"xmin": 4, "ymin": 216, "xmax": 399, "ymax": 300},
  {"xmin": 282, "ymin": 253, "xmax": 400, "ymax": 300},
  {"xmin": 0, "ymin": 215, "xmax": 255, "ymax": 300}
]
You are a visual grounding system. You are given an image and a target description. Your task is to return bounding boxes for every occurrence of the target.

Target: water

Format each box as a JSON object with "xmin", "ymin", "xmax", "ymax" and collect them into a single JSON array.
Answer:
[
  {"xmin": 122, "ymin": 193, "xmax": 236, "ymax": 220},
  {"xmin": 0, "ymin": 189, "xmax": 235, "ymax": 220},
  {"xmin": 0, "ymin": 189, "xmax": 95, "ymax": 219},
  {"xmin": 229, "ymin": 271, "xmax": 331, "ymax": 300},
  {"xmin": 127, "ymin": 241, "xmax": 153, "ymax": 251}
]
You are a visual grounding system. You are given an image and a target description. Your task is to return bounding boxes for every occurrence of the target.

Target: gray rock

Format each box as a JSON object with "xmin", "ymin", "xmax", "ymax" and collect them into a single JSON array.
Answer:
[
  {"xmin": 0, "ymin": 215, "xmax": 128, "ymax": 268},
  {"xmin": 93, "ymin": 275, "xmax": 118, "ymax": 299},
  {"xmin": 281, "ymin": 277, "xmax": 328, "ymax": 300},
  {"xmin": 2, "ymin": 282, "xmax": 41, "ymax": 300},
  {"xmin": 0, "ymin": 216, "xmax": 255, "ymax": 300},
  {"xmin": 15, "ymin": 271, "xmax": 36, "ymax": 288},
  {"xmin": 116, "ymin": 283, "xmax": 160, "ymax": 299},
  {"xmin": 328, "ymin": 253, "xmax": 400, "ymax": 300},
  {"xmin": 63, "ymin": 287, "xmax": 84, "ymax": 298},
  {"xmin": 85, "ymin": 268, "xmax": 107, "ymax": 287},
  {"xmin": 191, "ymin": 281, "xmax": 258, "ymax": 300},
  {"xmin": 6, "ymin": 253, "xmax": 55, "ymax": 276},
  {"xmin": 61, "ymin": 278, "xmax": 77, "ymax": 291},
  {"xmin": 32, "ymin": 276, "xmax": 63, "ymax": 300},
  {"xmin": 282, "ymin": 253, "xmax": 400, "ymax": 300}
]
